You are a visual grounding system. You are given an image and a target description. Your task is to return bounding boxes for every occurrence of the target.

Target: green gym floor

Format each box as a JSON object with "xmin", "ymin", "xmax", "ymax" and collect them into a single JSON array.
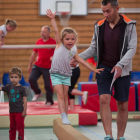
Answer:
[{"xmin": 0, "ymin": 93, "xmax": 140, "ymax": 140}]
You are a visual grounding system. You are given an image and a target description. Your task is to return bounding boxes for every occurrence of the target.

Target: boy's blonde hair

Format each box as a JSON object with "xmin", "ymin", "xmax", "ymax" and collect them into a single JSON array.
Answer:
[
  {"xmin": 5, "ymin": 19, "xmax": 17, "ymax": 28},
  {"xmin": 61, "ymin": 27, "xmax": 77, "ymax": 41},
  {"xmin": 9, "ymin": 67, "xmax": 22, "ymax": 79}
]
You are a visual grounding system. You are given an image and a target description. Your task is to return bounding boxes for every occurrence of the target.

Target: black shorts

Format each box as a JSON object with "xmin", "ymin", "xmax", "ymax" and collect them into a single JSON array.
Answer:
[{"xmin": 96, "ymin": 64, "xmax": 131, "ymax": 102}]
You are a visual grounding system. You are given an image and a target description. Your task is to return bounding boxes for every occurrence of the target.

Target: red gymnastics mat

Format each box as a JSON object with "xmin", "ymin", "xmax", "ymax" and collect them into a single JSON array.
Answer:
[{"xmin": 0, "ymin": 101, "xmax": 97, "ymax": 128}]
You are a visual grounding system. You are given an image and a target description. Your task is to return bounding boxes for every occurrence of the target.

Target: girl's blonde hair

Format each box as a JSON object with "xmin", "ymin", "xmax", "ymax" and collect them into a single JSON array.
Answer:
[
  {"xmin": 5, "ymin": 19, "xmax": 17, "ymax": 28},
  {"xmin": 61, "ymin": 27, "xmax": 77, "ymax": 41},
  {"xmin": 9, "ymin": 67, "xmax": 22, "ymax": 79}
]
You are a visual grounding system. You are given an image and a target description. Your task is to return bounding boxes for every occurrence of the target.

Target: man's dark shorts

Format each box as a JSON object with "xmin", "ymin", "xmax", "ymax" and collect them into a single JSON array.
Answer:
[{"xmin": 96, "ymin": 64, "xmax": 131, "ymax": 102}]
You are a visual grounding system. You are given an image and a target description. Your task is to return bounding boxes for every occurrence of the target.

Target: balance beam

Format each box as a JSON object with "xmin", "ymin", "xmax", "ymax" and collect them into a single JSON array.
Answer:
[{"xmin": 53, "ymin": 118, "xmax": 90, "ymax": 140}]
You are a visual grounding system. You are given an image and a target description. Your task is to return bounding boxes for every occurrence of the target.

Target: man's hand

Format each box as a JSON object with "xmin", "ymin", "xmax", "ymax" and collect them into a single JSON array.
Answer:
[
  {"xmin": 111, "ymin": 66, "xmax": 122, "ymax": 79},
  {"xmin": 22, "ymin": 110, "xmax": 27, "ymax": 117},
  {"xmin": 70, "ymin": 58, "xmax": 78, "ymax": 67}
]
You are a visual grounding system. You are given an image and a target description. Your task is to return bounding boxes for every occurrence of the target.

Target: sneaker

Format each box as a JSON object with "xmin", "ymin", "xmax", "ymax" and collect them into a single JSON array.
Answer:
[
  {"xmin": 82, "ymin": 91, "xmax": 88, "ymax": 105},
  {"xmin": 117, "ymin": 137, "xmax": 125, "ymax": 140},
  {"xmin": 32, "ymin": 93, "xmax": 43, "ymax": 101},
  {"xmin": 104, "ymin": 135, "xmax": 114, "ymax": 140}
]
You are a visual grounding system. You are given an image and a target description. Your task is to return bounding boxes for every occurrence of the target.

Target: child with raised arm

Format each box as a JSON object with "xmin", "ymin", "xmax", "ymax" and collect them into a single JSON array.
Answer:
[
  {"xmin": 46, "ymin": 9, "xmax": 104, "ymax": 125},
  {"xmin": 0, "ymin": 19, "xmax": 17, "ymax": 45},
  {"xmin": 0, "ymin": 67, "xmax": 27, "ymax": 140}
]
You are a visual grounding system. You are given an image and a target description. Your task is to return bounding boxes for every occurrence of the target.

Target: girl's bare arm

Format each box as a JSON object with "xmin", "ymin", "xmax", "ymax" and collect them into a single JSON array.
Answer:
[
  {"xmin": 46, "ymin": 9, "xmax": 61, "ymax": 48},
  {"xmin": 74, "ymin": 53, "xmax": 104, "ymax": 74}
]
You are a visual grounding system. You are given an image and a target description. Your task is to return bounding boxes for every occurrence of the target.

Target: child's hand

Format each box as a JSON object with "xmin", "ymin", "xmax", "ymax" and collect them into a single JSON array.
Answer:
[
  {"xmin": 50, "ymin": 56, "xmax": 52, "ymax": 61},
  {"xmin": 70, "ymin": 58, "xmax": 78, "ymax": 67},
  {"xmin": 46, "ymin": 9, "xmax": 56, "ymax": 19},
  {"xmin": 94, "ymin": 68, "xmax": 104, "ymax": 74},
  {"xmin": 22, "ymin": 110, "xmax": 27, "ymax": 117}
]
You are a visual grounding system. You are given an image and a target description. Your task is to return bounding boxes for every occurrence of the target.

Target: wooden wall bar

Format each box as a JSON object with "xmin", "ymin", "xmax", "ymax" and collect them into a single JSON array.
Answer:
[{"xmin": 0, "ymin": 0, "xmax": 140, "ymax": 92}]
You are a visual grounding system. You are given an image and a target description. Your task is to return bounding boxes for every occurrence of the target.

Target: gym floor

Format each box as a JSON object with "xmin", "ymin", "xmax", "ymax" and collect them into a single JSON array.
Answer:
[{"xmin": 0, "ymin": 93, "xmax": 140, "ymax": 140}]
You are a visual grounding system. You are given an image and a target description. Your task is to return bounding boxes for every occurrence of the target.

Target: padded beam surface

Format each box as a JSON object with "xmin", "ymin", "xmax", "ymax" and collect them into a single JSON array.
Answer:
[{"xmin": 53, "ymin": 118, "xmax": 90, "ymax": 140}]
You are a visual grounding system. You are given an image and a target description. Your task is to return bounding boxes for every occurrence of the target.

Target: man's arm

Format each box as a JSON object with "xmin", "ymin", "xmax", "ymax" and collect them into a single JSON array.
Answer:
[
  {"xmin": 116, "ymin": 24, "xmax": 137, "ymax": 69},
  {"xmin": 28, "ymin": 51, "xmax": 37, "ymax": 73},
  {"xmin": 0, "ymin": 30, "xmax": 3, "ymax": 46},
  {"xmin": 0, "ymin": 30, "xmax": 2, "ymax": 36},
  {"xmin": 1, "ymin": 37, "xmax": 4, "ymax": 45},
  {"xmin": 22, "ymin": 96, "xmax": 27, "ymax": 117},
  {"xmin": 70, "ymin": 27, "xmax": 98, "ymax": 67},
  {"xmin": 79, "ymin": 28, "xmax": 97, "ymax": 60},
  {"xmin": 112, "ymin": 24, "xmax": 137, "ymax": 79}
]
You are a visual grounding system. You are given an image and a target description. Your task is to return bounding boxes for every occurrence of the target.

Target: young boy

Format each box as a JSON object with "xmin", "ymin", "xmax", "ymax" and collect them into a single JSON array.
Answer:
[{"xmin": 0, "ymin": 67, "xmax": 27, "ymax": 140}]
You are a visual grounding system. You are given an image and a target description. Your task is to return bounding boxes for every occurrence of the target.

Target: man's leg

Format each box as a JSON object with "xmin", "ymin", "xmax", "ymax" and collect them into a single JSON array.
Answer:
[
  {"xmin": 29, "ymin": 65, "xmax": 42, "ymax": 101},
  {"xmin": 96, "ymin": 64, "xmax": 114, "ymax": 139},
  {"xmin": 116, "ymin": 101, "xmax": 128, "ymax": 140},
  {"xmin": 113, "ymin": 74, "xmax": 130, "ymax": 140},
  {"xmin": 41, "ymin": 68, "xmax": 54, "ymax": 105},
  {"xmin": 100, "ymin": 94, "xmax": 113, "ymax": 138}
]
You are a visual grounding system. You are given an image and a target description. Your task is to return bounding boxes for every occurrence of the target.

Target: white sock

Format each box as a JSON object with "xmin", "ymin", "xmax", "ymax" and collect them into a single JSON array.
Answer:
[
  {"xmin": 61, "ymin": 113, "xmax": 67, "ymax": 119},
  {"xmin": 61, "ymin": 113, "xmax": 71, "ymax": 125}
]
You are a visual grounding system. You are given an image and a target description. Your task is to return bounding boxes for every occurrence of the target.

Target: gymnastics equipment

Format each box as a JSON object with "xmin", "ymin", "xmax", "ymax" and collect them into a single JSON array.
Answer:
[
  {"xmin": 40, "ymin": 0, "xmax": 88, "ymax": 16},
  {"xmin": 57, "ymin": 12, "xmax": 71, "ymax": 26},
  {"xmin": 0, "ymin": 101, "xmax": 97, "ymax": 128},
  {"xmin": 78, "ymin": 82, "xmax": 136, "ymax": 112},
  {"xmin": 53, "ymin": 118, "xmax": 90, "ymax": 140}
]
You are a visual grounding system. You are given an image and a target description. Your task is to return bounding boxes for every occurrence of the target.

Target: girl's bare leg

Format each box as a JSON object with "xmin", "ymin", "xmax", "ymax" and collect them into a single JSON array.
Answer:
[
  {"xmin": 54, "ymin": 84, "xmax": 65, "ymax": 113},
  {"xmin": 71, "ymin": 89, "xmax": 83, "ymax": 96},
  {"xmin": 71, "ymin": 89, "xmax": 88, "ymax": 105},
  {"xmin": 63, "ymin": 85, "xmax": 69, "ymax": 114},
  {"xmin": 54, "ymin": 84, "xmax": 70, "ymax": 124},
  {"xmin": 69, "ymin": 99, "xmax": 75, "ymax": 110}
]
